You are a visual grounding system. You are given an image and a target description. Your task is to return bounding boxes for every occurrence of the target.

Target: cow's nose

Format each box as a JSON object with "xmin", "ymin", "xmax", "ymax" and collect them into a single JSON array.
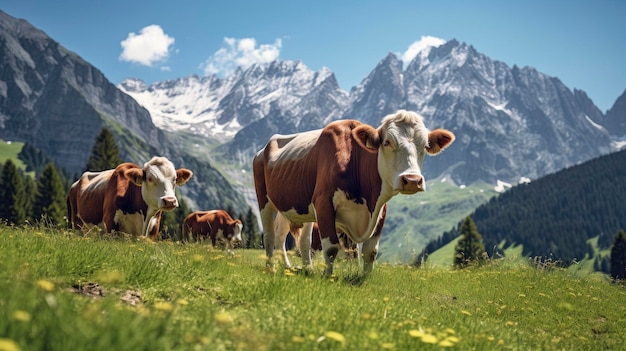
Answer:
[
  {"xmin": 161, "ymin": 196, "xmax": 178, "ymax": 210},
  {"xmin": 399, "ymin": 174, "xmax": 424, "ymax": 193}
]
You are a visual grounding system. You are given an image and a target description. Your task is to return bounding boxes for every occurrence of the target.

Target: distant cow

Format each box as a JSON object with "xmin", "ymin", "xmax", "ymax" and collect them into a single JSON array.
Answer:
[
  {"xmin": 67, "ymin": 156, "xmax": 193, "ymax": 240},
  {"xmin": 182, "ymin": 210, "xmax": 243, "ymax": 255},
  {"xmin": 254, "ymin": 110, "xmax": 454, "ymax": 275}
]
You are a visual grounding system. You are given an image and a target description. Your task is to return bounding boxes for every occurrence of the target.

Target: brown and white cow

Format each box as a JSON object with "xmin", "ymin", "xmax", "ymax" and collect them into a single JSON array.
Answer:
[
  {"xmin": 182, "ymin": 210, "xmax": 243, "ymax": 255},
  {"xmin": 67, "ymin": 156, "xmax": 193, "ymax": 240},
  {"xmin": 253, "ymin": 110, "xmax": 455, "ymax": 275}
]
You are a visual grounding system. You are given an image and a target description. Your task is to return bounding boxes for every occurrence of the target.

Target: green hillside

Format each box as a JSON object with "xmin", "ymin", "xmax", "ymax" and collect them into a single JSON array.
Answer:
[
  {"xmin": 379, "ymin": 179, "xmax": 497, "ymax": 263},
  {"xmin": 421, "ymin": 148, "xmax": 626, "ymax": 269},
  {"xmin": 0, "ymin": 139, "xmax": 28, "ymax": 171}
]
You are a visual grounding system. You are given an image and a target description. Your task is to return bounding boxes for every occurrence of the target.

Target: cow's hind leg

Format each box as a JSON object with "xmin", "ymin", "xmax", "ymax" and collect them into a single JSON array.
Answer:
[
  {"xmin": 298, "ymin": 222, "xmax": 314, "ymax": 270},
  {"xmin": 260, "ymin": 204, "xmax": 277, "ymax": 271},
  {"xmin": 274, "ymin": 213, "xmax": 293, "ymax": 268}
]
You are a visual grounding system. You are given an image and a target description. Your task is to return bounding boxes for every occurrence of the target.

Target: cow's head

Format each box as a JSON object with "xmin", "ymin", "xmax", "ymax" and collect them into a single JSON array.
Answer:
[
  {"xmin": 231, "ymin": 219, "xmax": 243, "ymax": 243},
  {"xmin": 353, "ymin": 110, "xmax": 455, "ymax": 195},
  {"xmin": 124, "ymin": 156, "xmax": 193, "ymax": 211}
]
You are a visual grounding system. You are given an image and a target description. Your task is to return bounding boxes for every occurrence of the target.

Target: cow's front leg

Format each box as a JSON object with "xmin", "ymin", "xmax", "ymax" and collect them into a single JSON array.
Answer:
[
  {"xmin": 225, "ymin": 240, "xmax": 235, "ymax": 256},
  {"xmin": 361, "ymin": 235, "xmax": 380, "ymax": 274},
  {"xmin": 320, "ymin": 231, "xmax": 341, "ymax": 276},
  {"xmin": 361, "ymin": 205, "xmax": 386, "ymax": 274}
]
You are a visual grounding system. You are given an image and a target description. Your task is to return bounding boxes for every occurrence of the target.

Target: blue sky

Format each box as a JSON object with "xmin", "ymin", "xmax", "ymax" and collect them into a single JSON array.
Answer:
[{"xmin": 3, "ymin": 0, "xmax": 625, "ymax": 111}]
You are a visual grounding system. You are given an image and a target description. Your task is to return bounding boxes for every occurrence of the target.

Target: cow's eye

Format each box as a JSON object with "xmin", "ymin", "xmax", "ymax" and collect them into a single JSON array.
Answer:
[
  {"xmin": 147, "ymin": 176, "xmax": 155, "ymax": 183},
  {"xmin": 383, "ymin": 140, "xmax": 391, "ymax": 147}
]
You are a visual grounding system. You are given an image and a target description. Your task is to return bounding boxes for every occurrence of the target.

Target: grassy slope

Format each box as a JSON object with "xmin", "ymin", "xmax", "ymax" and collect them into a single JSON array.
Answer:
[
  {"xmin": 380, "ymin": 180, "xmax": 497, "ymax": 263},
  {"xmin": 1, "ymin": 226, "xmax": 624, "ymax": 351},
  {"xmin": 0, "ymin": 139, "xmax": 28, "ymax": 171}
]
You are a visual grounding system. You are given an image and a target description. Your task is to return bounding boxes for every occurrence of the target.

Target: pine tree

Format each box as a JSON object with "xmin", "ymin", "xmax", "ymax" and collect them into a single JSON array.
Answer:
[
  {"xmin": 610, "ymin": 230, "xmax": 626, "ymax": 281},
  {"xmin": 33, "ymin": 163, "xmax": 67, "ymax": 226},
  {"xmin": 22, "ymin": 172, "xmax": 36, "ymax": 222},
  {"xmin": 0, "ymin": 160, "xmax": 28, "ymax": 224},
  {"xmin": 85, "ymin": 127, "xmax": 123, "ymax": 171},
  {"xmin": 454, "ymin": 216, "xmax": 486, "ymax": 268},
  {"xmin": 244, "ymin": 208, "xmax": 260, "ymax": 249}
]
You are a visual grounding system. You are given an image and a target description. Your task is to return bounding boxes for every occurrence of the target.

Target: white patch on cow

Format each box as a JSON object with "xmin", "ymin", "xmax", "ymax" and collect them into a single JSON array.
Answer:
[
  {"xmin": 277, "ymin": 203, "xmax": 317, "ymax": 224},
  {"xmin": 267, "ymin": 129, "xmax": 323, "ymax": 162},
  {"xmin": 82, "ymin": 170, "xmax": 114, "ymax": 192},
  {"xmin": 233, "ymin": 221, "xmax": 243, "ymax": 242},
  {"xmin": 332, "ymin": 190, "xmax": 377, "ymax": 243},
  {"xmin": 114, "ymin": 209, "xmax": 144, "ymax": 235}
]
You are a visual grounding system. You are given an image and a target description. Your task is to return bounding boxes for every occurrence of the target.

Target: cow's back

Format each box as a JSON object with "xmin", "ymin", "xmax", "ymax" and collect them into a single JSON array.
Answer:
[
  {"xmin": 183, "ymin": 211, "xmax": 215, "ymax": 241},
  {"xmin": 73, "ymin": 170, "xmax": 112, "ymax": 227}
]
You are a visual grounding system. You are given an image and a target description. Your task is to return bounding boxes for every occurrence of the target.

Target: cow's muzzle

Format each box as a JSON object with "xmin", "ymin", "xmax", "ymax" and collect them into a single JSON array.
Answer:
[
  {"xmin": 160, "ymin": 196, "xmax": 178, "ymax": 211},
  {"xmin": 399, "ymin": 174, "xmax": 424, "ymax": 194}
]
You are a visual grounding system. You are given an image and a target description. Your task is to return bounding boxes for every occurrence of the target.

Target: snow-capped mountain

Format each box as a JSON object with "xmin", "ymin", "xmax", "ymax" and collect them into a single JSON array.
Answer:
[
  {"xmin": 119, "ymin": 61, "xmax": 348, "ymax": 140},
  {"xmin": 120, "ymin": 39, "xmax": 620, "ymax": 187}
]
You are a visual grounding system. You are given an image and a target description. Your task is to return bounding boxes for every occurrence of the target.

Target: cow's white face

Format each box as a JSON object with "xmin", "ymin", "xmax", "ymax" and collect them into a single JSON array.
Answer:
[
  {"xmin": 233, "ymin": 221, "xmax": 243, "ymax": 242},
  {"xmin": 354, "ymin": 110, "xmax": 455, "ymax": 196},
  {"xmin": 125, "ymin": 156, "xmax": 193, "ymax": 212},
  {"xmin": 377, "ymin": 113, "xmax": 430, "ymax": 195},
  {"xmin": 142, "ymin": 158, "xmax": 179, "ymax": 210}
]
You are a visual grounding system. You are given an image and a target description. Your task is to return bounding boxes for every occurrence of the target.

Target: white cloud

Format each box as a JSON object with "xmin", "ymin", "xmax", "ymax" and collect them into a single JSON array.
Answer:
[
  {"xmin": 119, "ymin": 25, "xmax": 175, "ymax": 66},
  {"xmin": 401, "ymin": 36, "xmax": 446, "ymax": 65},
  {"xmin": 202, "ymin": 37, "xmax": 282, "ymax": 77}
]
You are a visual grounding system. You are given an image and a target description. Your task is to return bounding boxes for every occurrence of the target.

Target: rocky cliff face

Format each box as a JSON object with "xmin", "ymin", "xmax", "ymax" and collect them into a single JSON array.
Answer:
[
  {"xmin": 604, "ymin": 89, "xmax": 626, "ymax": 137},
  {"xmin": 0, "ymin": 10, "xmax": 248, "ymax": 212},
  {"xmin": 0, "ymin": 10, "xmax": 164, "ymax": 173}
]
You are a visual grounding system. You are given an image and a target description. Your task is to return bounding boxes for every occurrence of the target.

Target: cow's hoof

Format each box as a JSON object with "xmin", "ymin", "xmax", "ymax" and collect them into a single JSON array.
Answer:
[{"xmin": 265, "ymin": 262, "xmax": 276, "ymax": 273}]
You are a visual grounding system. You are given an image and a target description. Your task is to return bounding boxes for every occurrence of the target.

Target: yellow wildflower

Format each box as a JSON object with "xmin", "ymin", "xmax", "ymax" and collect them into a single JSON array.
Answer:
[
  {"xmin": 36, "ymin": 280, "xmax": 55, "ymax": 292},
  {"xmin": 154, "ymin": 302, "xmax": 174, "ymax": 312},
  {"xmin": 0, "ymin": 339, "xmax": 21, "ymax": 351},
  {"xmin": 13, "ymin": 311, "xmax": 30, "ymax": 322},
  {"xmin": 439, "ymin": 339, "xmax": 454, "ymax": 347},
  {"xmin": 421, "ymin": 334, "xmax": 438, "ymax": 344},
  {"xmin": 214, "ymin": 312, "xmax": 234, "ymax": 325},
  {"xmin": 291, "ymin": 336, "xmax": 305, "ymax": 343},
  {"xmin": 408, "ymin": 329, "xmax": 424, "ymax": 338},
  {"xmin": 324, "ymin": 331, "xmax": 346, "ymax": 343}
]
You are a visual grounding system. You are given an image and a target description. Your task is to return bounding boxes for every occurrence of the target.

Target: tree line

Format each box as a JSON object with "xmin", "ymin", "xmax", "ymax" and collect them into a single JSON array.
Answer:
[
  {"xmin": 0, "ymin": 128, "xmax": 262, "ymax": 248},
  {"xmin": 413, "ymin": 144, "xmax": 626, "ymax": 281}
]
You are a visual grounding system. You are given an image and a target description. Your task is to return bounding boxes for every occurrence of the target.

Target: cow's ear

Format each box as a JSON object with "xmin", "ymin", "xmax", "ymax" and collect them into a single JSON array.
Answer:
[
  {"xmin": 124, "ymin": 168, "xmax": 144, "ymax": 186},
  {"xmin": 426, "ymin": 129, "xmax": 455, "ymax": 155},
  {"xmin": 176, "ymin": 168, "xmax": 193, "ymax": 186},
  {"xmin": 353, "ymin": 124, "xmax": 381, "ymax": 153}
]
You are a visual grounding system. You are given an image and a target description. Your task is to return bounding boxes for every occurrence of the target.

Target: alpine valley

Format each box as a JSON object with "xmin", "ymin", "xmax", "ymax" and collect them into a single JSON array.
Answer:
[{"xmin": 2, "ymin": 10, "xmax": 625, "ymax": 262}]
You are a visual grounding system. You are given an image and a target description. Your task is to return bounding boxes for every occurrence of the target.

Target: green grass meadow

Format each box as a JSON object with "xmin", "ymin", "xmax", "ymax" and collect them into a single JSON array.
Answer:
[{"xmin": 1, "ymin": 226, "xmax": 625, "ymax": 351}]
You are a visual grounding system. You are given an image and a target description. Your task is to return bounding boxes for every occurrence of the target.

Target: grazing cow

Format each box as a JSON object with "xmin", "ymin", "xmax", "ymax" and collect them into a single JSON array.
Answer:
[
  {"xmin": 253, "ymin": 110, "xmax": 455, "ymax": 275},
  {"xmin": 67, "ymin": 156, "xmax": 193, "ymax": 240},
  {"xmin": 182, "ymin": 210, "xmax": 243, "ymax": 254}
]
